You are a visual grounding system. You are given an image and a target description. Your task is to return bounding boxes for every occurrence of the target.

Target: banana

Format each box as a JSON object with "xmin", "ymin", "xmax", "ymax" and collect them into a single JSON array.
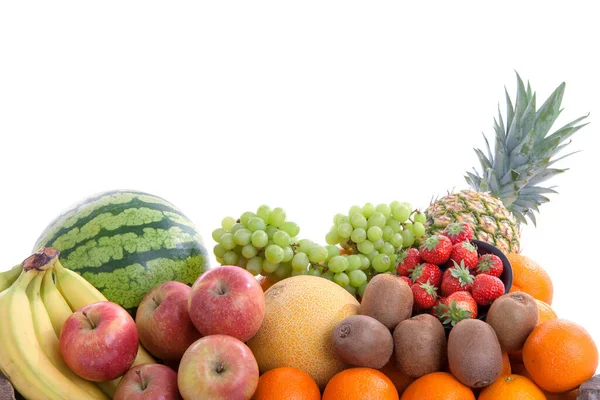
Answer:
[
  {"xmin": 53, "ymin": 259, "xmax": 157, "ymax": 397},
  {"xmin": 0, "ymin": 255, "xmax": 98, "ymax": 400},
  {"xmin": 27, "ymin": 270, "xmax": 109, "ymax": 399},
  {"xmin": 40, "ymin": 269, "xmax": 75, "ymax": 337},
  {"xmin": 0, "ymin": 264, "xmax": 21, "ymax": 292}
]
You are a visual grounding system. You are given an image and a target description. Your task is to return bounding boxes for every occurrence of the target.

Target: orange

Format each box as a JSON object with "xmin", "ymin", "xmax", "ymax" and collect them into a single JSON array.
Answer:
[
  {"xmin": 535, "ymin": 299, "xmax": 557, "ymax": 325},
  {"xmin": 247, "ymin": 275, "xmax": 360, "ymax": 389},
  {"xmin": 378, "ymin": 357, "xmax": 414, "ymax": 396},
  {"xmin": 400, "ymin": 372, "xmax": 475, "ymax": 400},
  {"xmin": 500, "ymin": 352, "xmax": 511, "ymax": 376},
  {"xmin": 252, "ymin": 367, "xmax": 320, "ymax": 400},
  {"xmin": 507, "ymin": 253, "xmax": 553, "ymax": 305},
  {"xmin": 523, "ymin": 318, "xmax": 598, "ymax": 393},
  {"xmin": 478, "ymin": 374, "xmax": 546, "ymax": 399},
  {"xmin": 322, "ymin": 368, "xmax": 399, "ymax": 400}
]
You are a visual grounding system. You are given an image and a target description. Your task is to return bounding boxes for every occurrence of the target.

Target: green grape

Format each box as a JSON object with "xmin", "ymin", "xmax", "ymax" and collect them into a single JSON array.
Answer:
[
  {"xmin": 308, "ymin": 268, "xmax": 321, "ymax": 277},
  {"xmin": 212, "ymin": 227, "xmax": 227, "ymax": 242},
  {"xmin": 328, "ymin": 256, "xmax": 349, "ymax": 273},
  {"xmin": 367, "ymin": 226, "xmax": 383, "ymax": 241},
  {"xmin": 282, "ymin": 246, "xmax": 294, "ymax": 262},
  {"xmin": 247, "ymin": 217, "xmax": 266, "ymax": 232},
  {"xmin": 346, "ymin": 255, "xmax": 361, "ymax": 272},
  {"xmin": 413, "ymin": 222, "xmax": 426, "ymax": 237},
  {"xmin": 326, "ymin": 245, "xmax": 340, "ymax": 260},
  {"xmin": 367, "ymin": 250, "xmax": 379, "ymax": 262},
  {"xmin": 333, "ymin": 272, "xmax": 350, "ymax": 287},
  {"xmin": 358, "ymin": 254, "xmax": 370, "ymax": 270},
  {"xmin": 273, "ymin": 230, "xmax": 291, "ymax": 247},
  {"xmin": 344, "ymin": 285, "xmax": 357, "ymax": 296},
  {"xmin": 333, "ymin": 213, "xmax": 350, "ymax": 226},
  {"xmin": 230, "ymin": 223, "xmax": 245, "ymax": 234},
  {"xmin": 350, "ymin": 228, "xmax": 366, "ymax": 243},
  {"xmin": 357, "ymin": 240, "xmax": 374, "ymax": 255},
  {"xmin": 265, "ymin": 244, "xmax": 285, "ymax": 264},
  {"xmin": 362, "ymin": 203, "xmax": 375, "ymax": 218},
  {"xmin": 350, "ymin": 213, "xmax": 368, "ymax": 229},
  {"xmin": 241, "ymin": 244, "xmax": 258, "ymax": 259},
  {"xmin": 404, "ymin": 221, "xmax": 414, "ymax": 233},
  {"xmin": 381, "ymin": 242, "xmax": 395, "ymax": 255},
  {"xmin": 372, "ymin": 253, "xmax": 391, "ymax": 272},
  {"xmin": 216, "ymin": 256, "xmax": 223, "ymax": 264},
  {"xmin": 246, "ymin": 257, "xmax": 262, "ymax": 275},
  {"xmin": 308, "ymin": 245, "xmax": 328, "ymax": 263},
  {"xmin": 291, "ymin": 269, "xmax": 304, "ymax": 276},
  {"xmin": 325, "ymin": 229, "xmax": 340, "ymax": 245},
  {"xmin": 251, "ymin": 230, "xmax": 268, "ymax": 248},
  {"xmin": 265, "ymin": 225, "xmax": 278, "ymax": 239},
  {"xmin": 386, "ymin": 219, "xmax": 401, "ymax": 233},
  {"xmin": 337, "ymin": 223, "xmax": 353, "ymax": 239},
  {"xmin": 382, "ymin": 226, "xmax": 394, "ymax": 241},
  {"xmin": 262, "ymin": 260, "xmax": 279, "ymax": 274},
  {"xmin": 389, "ymin": 200, "xmax": 400, "ymax": 210},
  {"xmin": 233, "ymin": 228, "xmax": 252, "ymax": 246},
  {"xmin": 367, "ymin": 212, "xmax": 386, "ymax": 229},
  {"xmin": 213, "ymin": 244, "xmax": 227, "ymax": 258},
  {"xmin": 275, "ymin": 263, "xmax": 292, "ymax": 279},
  {"xmin": 240, "ymin": 211, "xmax": 256, "ymax": 226},
  {"xmin": 358, "ymin": 282, "xmax": 368, "ymax": 298},
  {"xmin": 281, "ymin": 221, "xmax": 300, "ymax": 237},
  {"xmin": 372, "ymin": 238, "xmax": 384, "ymax": 250},
  {"xmin": 292, "ymin": 252, "xmax": 310, "ymax": 271},
  {"xmin": 220, "ymin": 233, "xmax": 236, "ymax": 250},
  {"xmin": 322, "ymin": 271, "xmax": 335, "ymax": 281},
  {"xmin": 390, "ymin": 232, "xmax": 404, "ymax": 248},
  {"xmin": 268, "ymin": 207, "xmax": 286, "ymax": 227},
  {"xmin": 392, "ymin": 204, "xmax": 411, "ymax": 222},
  {"xmin": 375, "ymin": 203, "xmax": 392, "ymax": 218},
  {"xmin": 401, "ymin": 229, "xmax": 415, "ymax": 247},
  {"xmin": 221, "ymin": 217, "xmax": 236, "ymax": 231},
  {"xmin": 256, "ymin": 204, "xmax": 271, "ymax": 222},
  {"xmin": 235, "ymin": 255, "xmax": 248, "ymax": 268},
  {"xmin": 297, "ymin": 239, "xmax": 315, "ymax": 254},
  {"xmin": 222, "ymin": 251, "xmax": 239, "ymax": 265},
  {"xmin": 413, "ymin": 211, "xmax": 426, "ymax": 224},
  {"xmin": 348, "ymin": 269, "xmax": 367, "ymax": 287},
  {"xmin": 348, "ymin": 205, "xmax": 362, "ymax": 217}
]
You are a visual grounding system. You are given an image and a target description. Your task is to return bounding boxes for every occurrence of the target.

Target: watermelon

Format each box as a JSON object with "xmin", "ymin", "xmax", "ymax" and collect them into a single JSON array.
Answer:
[{"xmin": 33, "ymin": 190, "xmax": 210, "ymax": 314}]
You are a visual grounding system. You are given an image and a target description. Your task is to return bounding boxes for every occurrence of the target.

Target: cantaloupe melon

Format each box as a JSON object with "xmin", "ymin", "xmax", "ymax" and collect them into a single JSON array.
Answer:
[{"xmin": 247, "ymin": 275, "xmax": 360, "ymax": 389}]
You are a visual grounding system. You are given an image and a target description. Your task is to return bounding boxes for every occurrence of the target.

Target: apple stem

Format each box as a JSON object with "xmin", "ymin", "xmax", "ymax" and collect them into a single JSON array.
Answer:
[
  {"xmin": 216, "ymin": 362, "xmax": 225, "ymax": 374},
  {"xmin": 215, "ymin": 281, "xmax": 227, "ymax": 296},
  {"xmin": 82, "ymin": 310, "xmax": 96, "ymax": 329},
  {"xmin": 136, "ymin": 369, "xmax": 147, "ymax": 390}
]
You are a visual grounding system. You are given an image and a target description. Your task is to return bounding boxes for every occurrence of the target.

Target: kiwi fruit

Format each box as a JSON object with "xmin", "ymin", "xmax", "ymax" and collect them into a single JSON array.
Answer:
[
  {"xmin": 393, "ymin": 313, "xmax": 447, "ymax": 378},
  {"xmin": 359, "ymin": 274, "xmax": 413, "ymax": 329},
  {"xmin": 331, "ymin": 315, "xmax": 393, "ymax": 369},
  {"xmin": 447, "ymin": 318, "xmax": 503, "ymax": 388},
  {"xmin": 485, "ymin": 291, "xmax": 539, "ymax": 353}
]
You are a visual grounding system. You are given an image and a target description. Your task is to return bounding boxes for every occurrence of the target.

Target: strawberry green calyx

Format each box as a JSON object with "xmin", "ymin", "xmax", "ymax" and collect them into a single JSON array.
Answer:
[
  {"xmin": 437, "ymin": 300, "xmax": 474, "ymax": 327},
  {"xmin": 419, "ymin": 280, "xmax": 438, "ymax": 297},
  {"xmin": 450, "ymin": 260, "xmax": 475, "ymax": 286}
]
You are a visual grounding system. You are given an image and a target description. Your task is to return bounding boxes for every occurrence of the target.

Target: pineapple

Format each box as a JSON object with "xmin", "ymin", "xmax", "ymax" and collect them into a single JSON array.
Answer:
[{"xmin": 425, "ymin": 73, "xmax": 589, "ymax": 254}]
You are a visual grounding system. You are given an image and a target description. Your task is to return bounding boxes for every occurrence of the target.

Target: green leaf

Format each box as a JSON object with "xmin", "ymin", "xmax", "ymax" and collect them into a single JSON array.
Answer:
[{"xmin": 532, "ymin": 82, "xmax": 565, "ymax": 142}]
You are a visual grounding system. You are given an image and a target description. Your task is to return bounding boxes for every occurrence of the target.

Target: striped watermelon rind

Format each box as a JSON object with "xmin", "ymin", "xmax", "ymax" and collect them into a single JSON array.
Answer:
[{"xmin": 33, "ymin": 190, "xmax": 210, "ymax": 313}]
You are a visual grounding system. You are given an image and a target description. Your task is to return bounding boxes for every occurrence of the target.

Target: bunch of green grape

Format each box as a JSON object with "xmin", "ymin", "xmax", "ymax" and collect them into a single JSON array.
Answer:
[
  {"xmin": 211, "ymin": 205, "xmax": 330, "ymax": 282},
  {"xmin": 322, "ymin": 201, "xmax": 427, "ymax": 296}
]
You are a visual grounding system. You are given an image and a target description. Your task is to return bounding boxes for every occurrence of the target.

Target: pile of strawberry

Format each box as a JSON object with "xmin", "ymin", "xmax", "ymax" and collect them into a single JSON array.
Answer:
[{"xmin": 396, "ymin": 222, "xmax": 506, "ymax": 327}]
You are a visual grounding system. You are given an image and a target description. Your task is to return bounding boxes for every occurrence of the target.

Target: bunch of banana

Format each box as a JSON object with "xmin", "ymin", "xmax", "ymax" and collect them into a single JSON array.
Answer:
[{"xmin": 0, "ymin": 248, "xmax": 156, "ymax": 399}]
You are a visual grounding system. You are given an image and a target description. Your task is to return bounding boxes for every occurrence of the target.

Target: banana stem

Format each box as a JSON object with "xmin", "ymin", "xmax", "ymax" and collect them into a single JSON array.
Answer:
[{"xmin": 22, "ymin": 248, "xmax": 60, "ymax": 272}]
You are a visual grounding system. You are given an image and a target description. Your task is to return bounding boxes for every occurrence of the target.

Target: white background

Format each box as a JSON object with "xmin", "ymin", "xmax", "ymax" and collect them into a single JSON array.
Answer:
[{"xmin": 1, "ymin": 1, "xmax": 599, "ymax": 367}]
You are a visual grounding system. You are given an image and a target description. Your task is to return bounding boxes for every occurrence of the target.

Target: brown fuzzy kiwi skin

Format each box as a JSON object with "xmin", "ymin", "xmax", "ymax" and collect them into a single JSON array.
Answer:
[
  {"xmin": 393, "ymin": 313, "xmax": 447, "ymax": 378},
  {"xmin": 331, "ymin": 315, "xmax": 394, "ymax": 369},
  {"xmin": 447, "ymin": 318, "xmax": 503, "ymax": 388},
  {"xmin": 359, "ymin": 274, "xmax": 413, "ymax": 329},
  {"xmin": 485, "ymin": 291, "xmax": 539, "ymax": 353}
]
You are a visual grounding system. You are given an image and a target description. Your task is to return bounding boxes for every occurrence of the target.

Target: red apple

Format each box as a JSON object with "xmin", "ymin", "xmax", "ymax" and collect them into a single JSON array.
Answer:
[
  {"xmin": 114, "ymin": 363, "xmax": 182, "ymax": 400},
  {"xmin": 188, "ymin": 265, "xmax": 265, "ymax": 342},
  {"xmin": 135, "ymin": 281, "xmax": 201, "ymax": 361},
  {"xmin": 177, "ymin": 335, "xmax": 259, "ymax": 400},
  {"xmin": 60, "ymin": 301, "xmax": 138, "ymax": 382}
]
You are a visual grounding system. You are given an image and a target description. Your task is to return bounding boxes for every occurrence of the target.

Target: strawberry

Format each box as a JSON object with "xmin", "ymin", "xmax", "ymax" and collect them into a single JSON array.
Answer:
[
  {"xmin": 411, "ymin": 280, "xmax": 438, "ymax": 310},
  {"xmin": 440, "ymin": 260, "xmax": 475, "ymax": 297},
  {"xmin": 442, "ymin": 222, "xmax": 474, "ymax": 244},
  {"xmin": 398, "ymin": 275, "xmax": 413, "ymax": 287},
  {"xmin": 437, "ymin": 291, "xmax": 478, "ymax": 326},
  {"xmin": 448, "ymin": 241, "xmax": 479, "ymax": 270},
  {"xmin": 430, "ymin": 296, "xmax": 448, "ymax": 319},
  {"xmin": 396, "ymin": 248, "xmax": 422, "ymax": 276},
  {"xmin": 475, "ymin": 253, "xmax": 503, "ymax": 277},
  {"xmin": 471, "ymin": 274, "xmax": 505, "ymax": 306},
  {"xmin": 410, "ymin": 263, "xmax": 442, "ymax": 287},
  {"xmin": 419, "ymin": 234, "xmax": 453, "ymax": 265}
]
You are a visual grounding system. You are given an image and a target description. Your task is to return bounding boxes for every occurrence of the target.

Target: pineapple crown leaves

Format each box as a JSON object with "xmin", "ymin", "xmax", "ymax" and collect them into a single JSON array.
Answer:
[
  {"xmin": 450, "ymin": 260, "xmax": 475, "ymax": 285},
  {"xmin": 465, "ymin": 71, "xmax": 590, "ymax": 226}
]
